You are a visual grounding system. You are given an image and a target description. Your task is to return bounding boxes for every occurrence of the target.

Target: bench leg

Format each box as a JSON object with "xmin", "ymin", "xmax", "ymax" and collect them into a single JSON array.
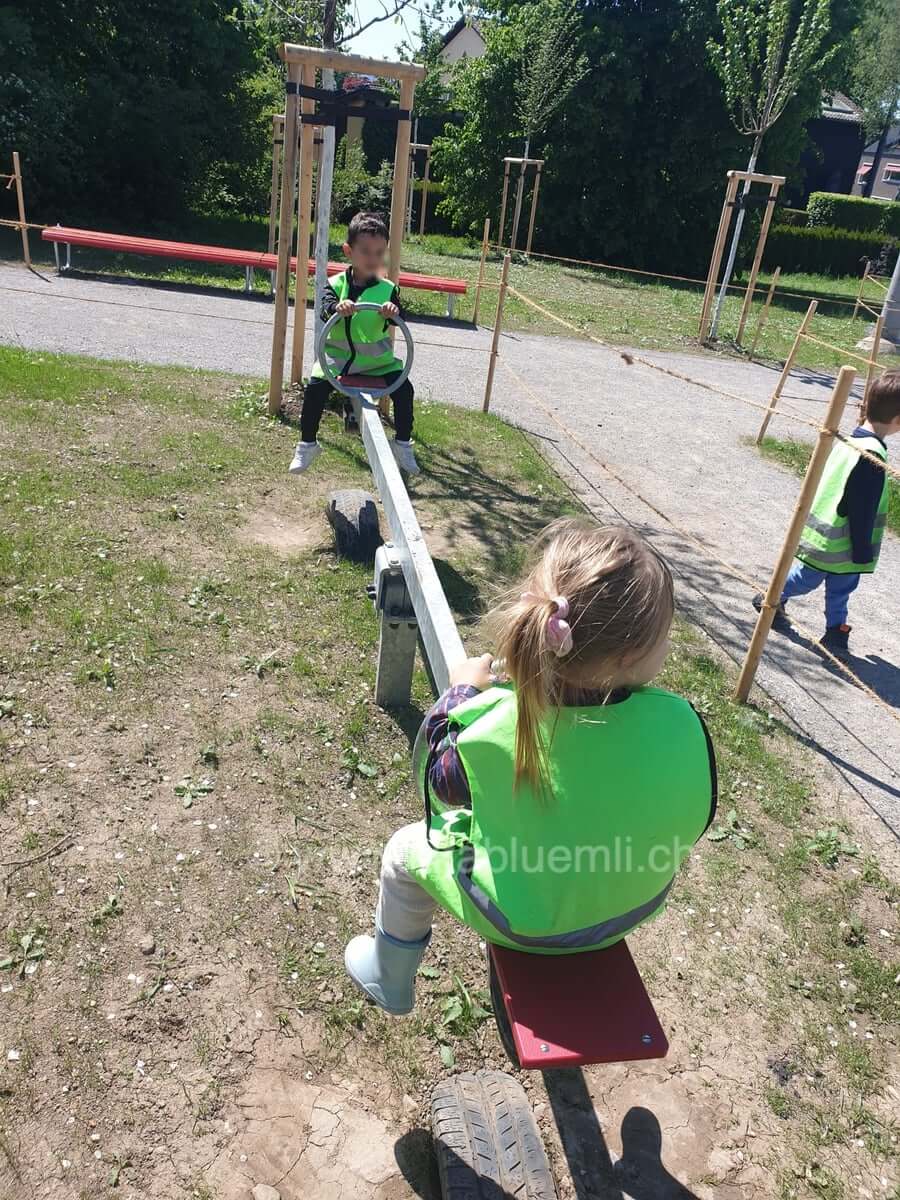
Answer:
[
  {"xmin": 447, "ymin": 294, "xmax": 456, "ymax": 320},
  {"xmin": 244, "ymin": 266, "xmax": 253, "ymax": 294},
  {"xmin": 269, "ymin": 269, "xmax": 276, "ymax": 298},
  {"xmin": 52, "ymin": 241, "xmax": 60, "ymax": 273}
]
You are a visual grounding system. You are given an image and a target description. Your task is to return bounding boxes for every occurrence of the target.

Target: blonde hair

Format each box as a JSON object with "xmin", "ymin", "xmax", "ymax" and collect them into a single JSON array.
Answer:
[{"xmin": 488, "ymin": 519, "xmax": 674, "ymax": 792}]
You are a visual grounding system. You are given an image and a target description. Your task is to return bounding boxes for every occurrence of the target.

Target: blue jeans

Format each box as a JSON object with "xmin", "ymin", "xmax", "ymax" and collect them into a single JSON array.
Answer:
[{"xmin": 780, "ymin": 560, "xmax": 860, "ymax": 627}]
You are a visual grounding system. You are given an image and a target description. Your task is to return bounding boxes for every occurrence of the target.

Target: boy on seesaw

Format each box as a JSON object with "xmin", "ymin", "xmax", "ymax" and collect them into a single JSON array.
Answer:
[
  {"xmin": 754, "ymin": 370, "xmax": 900, "ymax": 658},
  {"xmin": 288, "ymin": 211, "xmax": 419, "ymax": 477}
]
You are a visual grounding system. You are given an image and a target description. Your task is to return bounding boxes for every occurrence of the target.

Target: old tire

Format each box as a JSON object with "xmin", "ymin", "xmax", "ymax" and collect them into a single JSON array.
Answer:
[
  {"xmin": 325, "ymin": 488, "xmax": 382, "ymax": 563},
  {"xmin": 431, "ymin": 1071, "xmax": 556, "ymax": 1199}
]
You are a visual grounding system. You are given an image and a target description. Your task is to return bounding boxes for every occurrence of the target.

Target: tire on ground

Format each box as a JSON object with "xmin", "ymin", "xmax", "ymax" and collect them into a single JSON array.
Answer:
[
  {"xmin": 325, "ymin": 489, "xmax": 382, "ymax": 563},
  {"xmin": 431, "ymin": 1070, "xmax": 556, "ymax": 1199}
]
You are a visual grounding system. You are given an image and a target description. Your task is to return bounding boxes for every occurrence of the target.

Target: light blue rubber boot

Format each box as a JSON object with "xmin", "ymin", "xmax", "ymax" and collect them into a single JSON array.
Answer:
[{"xmin": 344, "ymin": 924, "xmax": 431, "ymax": 1016}]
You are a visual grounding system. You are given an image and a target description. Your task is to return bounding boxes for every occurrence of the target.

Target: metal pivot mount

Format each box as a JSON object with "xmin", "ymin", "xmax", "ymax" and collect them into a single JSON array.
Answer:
[{"xmin": 371, "ymin": 543, "xmax": 418, "ymax": 705}]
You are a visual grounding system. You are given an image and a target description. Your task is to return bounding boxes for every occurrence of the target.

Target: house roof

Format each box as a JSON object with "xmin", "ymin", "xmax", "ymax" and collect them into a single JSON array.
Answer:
[
  {"xmin": 439, "ymin": 15, "xmax": 484, "ymax": 49},
  {"xmin": 863, "ymin": 124, "xmax": 900, "ymax": 155},
  {"xmin": 821, "ymin": 92, "xmax": 864, "ymax": 123}
]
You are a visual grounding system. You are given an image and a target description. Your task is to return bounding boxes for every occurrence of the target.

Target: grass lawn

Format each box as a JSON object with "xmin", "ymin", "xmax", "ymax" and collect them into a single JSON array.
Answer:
[
  {"xmin": 759, "ymin": 436, "xmax": 900, "ymax": 538},
  {"xmin": 3, "ymin": 213, "xmax": 892, "ymax": 379},
  {"xmin": 1, "ymin": 346, "xmax": 898, "ymax": 1198}
]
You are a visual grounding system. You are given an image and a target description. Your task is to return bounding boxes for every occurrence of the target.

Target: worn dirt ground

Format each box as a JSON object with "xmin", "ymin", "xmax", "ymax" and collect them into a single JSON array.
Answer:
[{"xmin": 3, "ymin": 262, "xmax": 898, "ymax": 836}]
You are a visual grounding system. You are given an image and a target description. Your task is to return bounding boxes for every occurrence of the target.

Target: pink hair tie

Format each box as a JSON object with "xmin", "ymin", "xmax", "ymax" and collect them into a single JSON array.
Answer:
[{"xmin": 522, "ymin": 591, "xmax": 573, "ymax": 657}]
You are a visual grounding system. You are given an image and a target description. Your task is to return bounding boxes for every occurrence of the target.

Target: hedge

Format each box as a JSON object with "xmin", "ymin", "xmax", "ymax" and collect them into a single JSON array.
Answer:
[
  {"xmin": 765, "ymin": 224, "xmax": 899, "ymax": 277},
  {"xmin": 777, "ymin": 207, "xmax": 810, "ymax": 228},
  {"xmin": 807, "ymin": 192, "xmax": 900, "ymax": 239}
]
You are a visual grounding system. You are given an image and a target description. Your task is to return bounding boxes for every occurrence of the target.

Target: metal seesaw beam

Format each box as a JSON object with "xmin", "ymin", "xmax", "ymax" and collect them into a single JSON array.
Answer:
[{"xmin": 351, "ymin": 391, "xmax": 465, "ymax": 702}]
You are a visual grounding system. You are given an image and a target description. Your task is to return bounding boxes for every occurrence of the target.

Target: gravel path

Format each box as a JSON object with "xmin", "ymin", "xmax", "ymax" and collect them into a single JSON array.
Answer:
[{"xmin": 4, "ymin": 261, "xmax": 899, "ymax": 835}]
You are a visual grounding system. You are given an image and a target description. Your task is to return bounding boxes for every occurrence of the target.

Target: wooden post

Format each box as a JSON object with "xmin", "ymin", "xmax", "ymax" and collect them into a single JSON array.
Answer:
[
  {"xmin": 498, "ymin": 161, "xmax": 511, "ymax": 249},
  {"xmin": 699, "ymin": 173, "xmax": 739, "ymax": 341},
  {"xmin": 388, "ymin": 76, "xmax": 417, "ymax": 417},
  {"xmin": 290, "ymin": 65, "xmax": 316, "ymax": 386},
  {"xmin": 267, "ymin": 115, "xmax": 283, "ymax": 256},
  {"xmin": 11, "ymin": 152, "xmax": 30, "ymax": 268},
  {"xmin": 853, "ymin": 260, "xmax": 870, "ymax": 320},
  {"xmin": 268, "ymin": 69, "xmax": 302, "ymax": 414},
  {"xmin": 419, "ymin": 149, "xmax": 430, "ymax": 237},
  {"xmin": 406, "ymin": 147, "xmax": 416, "ymax": 237},
  {"xmin": 473, "ymin": 217, "xmax": 490, "ymax": 327},
  {"xmin": 483, "ymin": 254, "xmax": 510, "ymax": 413},
  {"xmin": 754, "ymin": 300, "xmax": 817, "ymax": 444},
  {"xmin": 736, "ymin": 180, "xmax": 780, "ymax": 345},
  {"xmin": 748, "ymin": 266, "xmax": 780, "ymax": 362},
  {"xmin": 735, "ymin": 366, "xmax": 855, "ymax": 702},
  {"xmin": 860, "ymin": 311, "xmax": 884, "ymax": 422},
  {"xmin": 525, "ymin": 163, "xmax": 542, "ymax": 259}
]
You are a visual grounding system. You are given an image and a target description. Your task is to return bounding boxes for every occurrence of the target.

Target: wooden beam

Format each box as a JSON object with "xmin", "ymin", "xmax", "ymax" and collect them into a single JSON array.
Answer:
[
  {"xmin": 484, "ymin": 254, "xmax": 511, "ymax": 412},
  {"xmin": 736, "ymin": 178, "xmax": 782, "ymax": 345},
  {"xmin": 748, "ymin": 266, "xmax": 780, "ymax": 362},
  {"xmin": 861, "ymin": 311, "xmax": 884, "ymax": 422},
  {"xmin": 525, "ymin": 163, "xmax": 542, "ymax": 259},
  {"xmin": 754, "ymin": 300, "xmax": 817, "ymax": 443},
  {"xmin": 473, "ymin": 217, "xmax": 490, "ymax": 326},
  {"xmin": 11, "ymin": 152, "xmax": 30, "ymax": 268},
  {"xmin": 699, "ymin": 173, "xmax": 739, "ymax": 341},
  {"xmin": 498, "ymin": 161, "xmax": 511, "ymax": 250},
  {"xmin": 280, "ymin": 43, "xmax": 425, "ymax": 81},
  {"xmin": 268, "ymin": 66, "xmax": 301, "ymax": 414},
  {"xmin": 387, "ymin": 75, "xmax": 417, "ymax": 417},
  {"xmin": 727, "ymin": 169, "xmax": 786, "ymax": 186}
]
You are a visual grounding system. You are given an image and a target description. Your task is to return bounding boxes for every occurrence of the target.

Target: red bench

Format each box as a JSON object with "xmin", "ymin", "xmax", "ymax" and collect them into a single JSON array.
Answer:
[{"xmin": 40, "ymin": 226, "xmax": 468, "ymax": 317}]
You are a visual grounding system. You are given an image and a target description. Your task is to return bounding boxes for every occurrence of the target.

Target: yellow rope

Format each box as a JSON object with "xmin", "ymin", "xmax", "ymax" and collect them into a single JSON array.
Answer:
[{"xmin": 801, "ymin": 331, "xmax": 886, "ymax": 372}]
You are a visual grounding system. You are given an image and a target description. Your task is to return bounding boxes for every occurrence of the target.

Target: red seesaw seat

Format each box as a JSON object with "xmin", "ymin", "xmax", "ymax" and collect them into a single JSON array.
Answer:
[
  {"xmin": 490, "ymin": 940, "xmax": 668, "ymax": 1070},
  {"xmin": 40, "ymin": 227, "xmax": 467, "ymax": 302}
]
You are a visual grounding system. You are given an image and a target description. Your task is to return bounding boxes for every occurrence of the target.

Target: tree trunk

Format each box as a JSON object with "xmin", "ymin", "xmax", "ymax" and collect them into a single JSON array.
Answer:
[
  {"xmin": 862, "ymin": 94, "xmax": 898, "ymax": 199},
  {"xmin": 882, "ymin": 251, "xmax": 900, "ymax": 346},
  {"xmin": 511, "ymin": 135, "xmax": 530, "ymax": 252},
  {"xmin": 709, "ymin": 134, "xmax": 763, "ymax": 341}
]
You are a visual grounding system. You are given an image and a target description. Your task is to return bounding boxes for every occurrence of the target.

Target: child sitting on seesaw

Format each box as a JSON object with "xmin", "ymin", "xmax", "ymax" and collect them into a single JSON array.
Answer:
[
  {"xmin": 345, "ymin": 518, "xmax": 718, "ymax": 1015},
  {"xmin": 288, "ymin": 210, "xmax": 419, "ymax": 477}
]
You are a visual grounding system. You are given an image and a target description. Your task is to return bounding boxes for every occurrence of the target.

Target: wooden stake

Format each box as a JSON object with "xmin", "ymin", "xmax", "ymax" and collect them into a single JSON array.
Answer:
[
  {"xmin": 387, "ymin": 76, "xmax": 417, "ymax": 417},
  {"xmin": 473, "ymin": 218, "xmax": 490, "ymax": 327},
  {"xmin": 525, "ymin": 163, "xmax": 542, "ymax": 259},
  {"xmin": 12, "ymin": 152, "xmax": 30, "ymax": 268},
  {"xmin": 290, "ymin": 65, "xmax": 316, "ymax": 386},
  {"xmin": 861, "ymin": 310, "xmax": 884, "ymax": 423},
  {"xmin": 748, "ymin": 266, "xmax": 780, "ymax": 362},
  {"xmin": 735, "ymin": 366, "xmax": 855, "ymax": 702},
  {"xmin": 699, "ymin": 173, "xmax": 739, "ymax": 341},
  {"xmin": 754, "ymin": 300, "xmax": 817, "ymax": 444},
  {"xmin": 419, "ymin": 150, "xmax": 430, "ymax": 237},
  {"xmin": 852, "ymin": 260, "xmax": 870, "ymax": 320},
  {"xmin": 268, "ymin": 68, "xmax": 302, "ymax": 414},
  {"xmin": 498, "ymin": 161, "xmax": 511, "ymax": 250},
  {"xmin": 483, "ymin": 254, "xmax": 510, "ymax": 413},
  {"xmin": 510, "ymin": 157, "xmax": 527, "ymax": 251},
  {"xmin": 736, "ymin": 179, "xmax": 780, "ymax": 345}
]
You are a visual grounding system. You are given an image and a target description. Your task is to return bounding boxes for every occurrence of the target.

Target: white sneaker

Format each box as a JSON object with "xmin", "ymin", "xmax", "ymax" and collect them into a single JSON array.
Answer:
[
  {"xmin": 391, "ymin": 439, "xmax": 420, "ymax": 476},
  {"xmin": 288, "ymin": 441, "xmax": 322, "ymax": 474}
]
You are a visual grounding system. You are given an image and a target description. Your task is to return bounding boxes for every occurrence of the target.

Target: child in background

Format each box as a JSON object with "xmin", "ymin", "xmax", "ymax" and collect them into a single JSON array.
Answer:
[
  {"xmin": 754, "ymin": 370, "xmax": 900, "ymax": 657},
  {"xmin": 288, "ymin": 211, "xmax": 419, "ymax": 477},
  {"xmin": 344, "ymin": 519, "xmax": 718, "ymax": 1016}
]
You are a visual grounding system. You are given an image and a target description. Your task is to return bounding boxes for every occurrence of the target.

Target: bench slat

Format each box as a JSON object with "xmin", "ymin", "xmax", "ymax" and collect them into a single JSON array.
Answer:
[{"xmin": 41, "ymin": 227, "xmax": 467, "ymax": 294}]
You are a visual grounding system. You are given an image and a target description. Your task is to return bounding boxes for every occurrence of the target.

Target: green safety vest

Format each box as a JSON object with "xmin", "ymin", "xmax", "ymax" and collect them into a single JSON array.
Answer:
[
  {"xmin": 406, "ymin": 685, "xmax": 715, "ymax": 955},
  {"xmin": 311, "ymin": 270, "xmax": 403, "ymax": 381},
  {"xmin": 796, "ymin": 434, "xmax": 888, "ymax": 575}
]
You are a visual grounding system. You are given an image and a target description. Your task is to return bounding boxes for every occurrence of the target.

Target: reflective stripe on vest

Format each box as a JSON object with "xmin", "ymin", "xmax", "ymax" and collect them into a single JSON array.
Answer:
[
  {"xmin": 456, "ymin": 844, "xmax": 674, "ymax": 949},
  {"xmin": 797, "ymin": 434, "xmax": 888, "ymax": 575}
]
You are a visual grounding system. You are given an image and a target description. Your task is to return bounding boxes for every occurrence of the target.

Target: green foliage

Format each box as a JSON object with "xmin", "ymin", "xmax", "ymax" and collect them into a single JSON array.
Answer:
[
  {"xmin": 0, "ymin": 0, "xmax": 272, "ymax": 224},
  {"xmin": 776, "ymin": 206, "xmax": 809, "ymax": 227},
  {"xmin": 515, "ymin": 0, "xmax": 587, "ymax": 140},
  {"xmin": 330, "ymin": 138, "xmax": 394, "ymax": 222},
  {"xmin": 707, "ymin": 0, "xmax": 837, "ymax": 142},
  {"xmin": 848, "ymin": 0, "xmax": 900, "ymax": 140},
  {"xmin": 807, "ymin": 192, "xmax": 900, "ymax": 238},
  {"xmin": 766, "ymin": 224, "xmax": 899, "ymax": 277}
]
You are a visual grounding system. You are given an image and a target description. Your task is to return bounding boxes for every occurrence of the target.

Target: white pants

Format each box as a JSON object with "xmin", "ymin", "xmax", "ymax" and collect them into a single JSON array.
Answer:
[{"xmin": 376, "ymin": 822, "xmax": 439, "ymax": 943}]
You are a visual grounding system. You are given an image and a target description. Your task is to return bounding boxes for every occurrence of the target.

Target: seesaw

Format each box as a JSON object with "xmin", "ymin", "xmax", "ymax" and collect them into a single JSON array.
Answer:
[{"xmin": 316, "ymin": 307, "xmax": 669, "ymax": 1197}]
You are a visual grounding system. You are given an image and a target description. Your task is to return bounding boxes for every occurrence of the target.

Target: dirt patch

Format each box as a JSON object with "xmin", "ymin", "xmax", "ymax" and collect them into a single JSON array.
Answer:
[{"xmin": 238, "ymin": 502, "xmax": 329, "ymax": 557}]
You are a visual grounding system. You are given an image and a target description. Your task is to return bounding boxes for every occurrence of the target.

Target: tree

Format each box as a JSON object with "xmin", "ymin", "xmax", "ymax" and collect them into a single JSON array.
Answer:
[
  {"xmin": 705, "ymin": 0, "xmax": 838, "ymax": 340},
  {"xmin": 849, "ymin": 0, "xmax": 900, "ymax": 198}
]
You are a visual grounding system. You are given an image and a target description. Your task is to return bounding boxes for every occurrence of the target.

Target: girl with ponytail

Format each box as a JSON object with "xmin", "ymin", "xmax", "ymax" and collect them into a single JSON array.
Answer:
[{"xmin": 345, "ymin": 519, "xmax": 717, "ymax": 1016}]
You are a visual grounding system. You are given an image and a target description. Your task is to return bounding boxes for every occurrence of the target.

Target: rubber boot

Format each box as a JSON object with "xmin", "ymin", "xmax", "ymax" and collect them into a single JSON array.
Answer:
[
  {"xmin": 819, "ymin": 623, "xmax": 851, "ymax": 660},
  {"xmin": 344, "ymin": 924, "xmax": 431, "ymax": 1016}
]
